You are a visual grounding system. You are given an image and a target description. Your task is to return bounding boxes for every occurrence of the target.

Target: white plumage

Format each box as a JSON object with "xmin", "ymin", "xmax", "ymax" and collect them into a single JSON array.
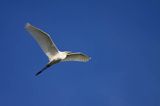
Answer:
[{"xmin": 25, "ymin": 23, "xmax": 91, "ymax": 76}]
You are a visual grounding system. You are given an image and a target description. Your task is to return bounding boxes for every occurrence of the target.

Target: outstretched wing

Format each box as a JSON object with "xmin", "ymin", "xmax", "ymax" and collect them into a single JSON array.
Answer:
[
  {"xmin": 63, "ymin": 52, "xmax": 91, "ymax": 62},
  {"xmin": 25, "ymin": 23, "xmax": 59, "ymax": 60}
]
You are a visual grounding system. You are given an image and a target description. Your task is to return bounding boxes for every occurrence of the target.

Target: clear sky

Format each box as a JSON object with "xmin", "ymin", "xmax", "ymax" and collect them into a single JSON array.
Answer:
[{"xmin": 0, "ymin": 0, "xmax": 160, "ymax": 106}]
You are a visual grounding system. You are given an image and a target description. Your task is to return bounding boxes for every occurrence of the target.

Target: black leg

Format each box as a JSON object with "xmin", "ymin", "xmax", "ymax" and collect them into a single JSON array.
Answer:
[{"xmin": 35, "ymin": 65, "xmax": 49, "ymax": 76}]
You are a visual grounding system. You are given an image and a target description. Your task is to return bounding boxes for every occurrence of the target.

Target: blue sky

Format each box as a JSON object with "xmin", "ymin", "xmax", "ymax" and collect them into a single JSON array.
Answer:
[{"xmin": 0, "ymin": 0, "xmax": 160, "ymax": 106}]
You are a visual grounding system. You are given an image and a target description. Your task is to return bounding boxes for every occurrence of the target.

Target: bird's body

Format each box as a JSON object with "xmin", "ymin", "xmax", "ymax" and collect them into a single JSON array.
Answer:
[
  {"xmin": 51, "ymin": 51, "xmax": 67, "ymax": 61},
  {"xmin": 25, "ymin": 23, "xmax": 91, "ymax": 76}
]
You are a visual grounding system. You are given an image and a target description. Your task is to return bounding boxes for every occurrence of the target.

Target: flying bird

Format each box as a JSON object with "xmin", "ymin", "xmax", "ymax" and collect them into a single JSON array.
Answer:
[{"xmin": 25, "ymin": 23, "xmax": 91, "ymax": 76}]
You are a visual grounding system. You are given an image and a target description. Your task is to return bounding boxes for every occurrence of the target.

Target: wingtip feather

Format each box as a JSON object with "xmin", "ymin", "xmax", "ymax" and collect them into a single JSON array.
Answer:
[{"xmin": 25, "ymin": 22, "xmax": 32, "ymax": 29}]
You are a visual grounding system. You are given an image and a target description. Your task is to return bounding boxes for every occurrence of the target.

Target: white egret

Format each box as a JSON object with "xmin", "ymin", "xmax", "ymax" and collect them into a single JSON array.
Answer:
[{"xmin": 25, "ymin": 23, "xmax": 91, "ymax": 76}]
